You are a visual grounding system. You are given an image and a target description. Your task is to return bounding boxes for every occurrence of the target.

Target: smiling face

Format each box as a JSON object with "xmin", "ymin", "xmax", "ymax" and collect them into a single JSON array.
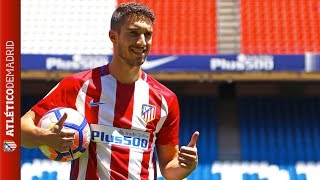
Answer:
[{"xmin": 110, "ymin": 14, "xmax": 153, "ymax": 67}]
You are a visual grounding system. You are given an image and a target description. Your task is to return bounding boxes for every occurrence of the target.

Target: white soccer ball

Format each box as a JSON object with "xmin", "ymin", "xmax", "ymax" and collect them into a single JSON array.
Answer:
[{"xmin": 37, "ymin": 107, "xmax": 91, "ymax": 162}]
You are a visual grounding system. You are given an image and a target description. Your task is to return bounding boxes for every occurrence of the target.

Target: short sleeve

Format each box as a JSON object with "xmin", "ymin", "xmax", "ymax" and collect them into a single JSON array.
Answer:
[
  {"xmin": 31, "ymin": 76, "xmax": 80, "ymax": 125},
  {"xmin": 156, "ymin": 94, "xmax": 180, "ymax": 146}
]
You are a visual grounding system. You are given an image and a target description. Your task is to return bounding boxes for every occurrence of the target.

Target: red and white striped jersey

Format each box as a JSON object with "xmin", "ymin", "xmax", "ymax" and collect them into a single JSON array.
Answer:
[{"xmin": 32, "ymin": 64, "xmax": 180, "ymax": 180}]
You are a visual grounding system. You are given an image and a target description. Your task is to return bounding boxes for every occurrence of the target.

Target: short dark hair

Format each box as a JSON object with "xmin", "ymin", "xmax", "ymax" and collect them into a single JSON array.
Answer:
[{"xmin": 110, "ymin": 2, "xmax": 155, "ymax": 32}]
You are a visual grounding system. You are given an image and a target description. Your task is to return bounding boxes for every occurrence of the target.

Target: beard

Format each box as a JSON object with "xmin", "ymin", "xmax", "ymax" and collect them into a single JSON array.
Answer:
[{"xmin": 118, "ymin": 45, "xmax": 147, "ymax": 67}]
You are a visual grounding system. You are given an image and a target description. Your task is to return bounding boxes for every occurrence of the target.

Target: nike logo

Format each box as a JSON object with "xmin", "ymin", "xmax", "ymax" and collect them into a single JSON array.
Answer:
[
  {"xmin": 142, "ymin": 56, "xmax": 178, "ymax": 70},
  {"xmin": 90, "ymin": 99, "xmax": 106, "ymax": 107}
]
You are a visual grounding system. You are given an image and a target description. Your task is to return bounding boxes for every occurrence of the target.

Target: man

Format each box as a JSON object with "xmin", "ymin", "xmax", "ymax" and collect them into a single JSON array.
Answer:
[{"xmin": 21, "ymin": 2, "xmax": 199, "ymax": 180}]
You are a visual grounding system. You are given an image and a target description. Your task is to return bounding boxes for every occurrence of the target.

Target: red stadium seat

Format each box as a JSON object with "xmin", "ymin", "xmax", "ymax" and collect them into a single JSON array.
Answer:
[
  {"xmin": 240, "ymin": 0, "xmax": 320, "ymax": 54},
  {"xmin": 117, "ymin": 0, "xmax": 217, "ymax": 55}
]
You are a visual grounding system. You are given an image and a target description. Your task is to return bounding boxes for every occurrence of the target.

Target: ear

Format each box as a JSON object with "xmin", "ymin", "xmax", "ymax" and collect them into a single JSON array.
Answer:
[{"xmin": 109, "ymin": 30, "xmax": 117, "ymax": 43}]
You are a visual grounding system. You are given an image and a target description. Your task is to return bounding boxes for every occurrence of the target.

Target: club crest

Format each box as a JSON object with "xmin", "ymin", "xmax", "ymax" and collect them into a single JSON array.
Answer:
[
  {"xmin": 141, "ymin": 104, "xmax": 156, "ymax": 123},
  {"xmin": 3, "ymin": 140, "xmax": 17, "ymax": 152}
]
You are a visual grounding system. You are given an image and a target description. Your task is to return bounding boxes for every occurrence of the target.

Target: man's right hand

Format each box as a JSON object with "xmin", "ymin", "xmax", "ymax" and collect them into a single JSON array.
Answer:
[{"xmin": 47, "ymin": 113, "xmax": 76, "ymax": 152}]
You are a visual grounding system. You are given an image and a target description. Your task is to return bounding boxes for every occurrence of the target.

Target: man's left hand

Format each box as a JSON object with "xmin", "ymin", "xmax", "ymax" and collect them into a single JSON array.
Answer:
[{"xmin": 178, "ymin": 131, "xmax": 199, "ymax": 170}]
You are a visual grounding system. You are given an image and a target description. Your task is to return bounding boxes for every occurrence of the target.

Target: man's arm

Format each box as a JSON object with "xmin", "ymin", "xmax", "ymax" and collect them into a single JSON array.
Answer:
[
  {"xmin": 21, "ymin": 110, "xmax": 76, "ymax": 152},
  {"xmin": 156, "ymin": 131, "xmax": 199, "ymax": 180}
]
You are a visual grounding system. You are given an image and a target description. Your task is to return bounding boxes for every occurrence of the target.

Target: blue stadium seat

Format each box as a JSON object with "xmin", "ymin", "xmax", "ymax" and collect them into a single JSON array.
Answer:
[
  {"xmin": 212, "ymin": 173, "xmax": 221, "ymax": 180},
  {"xmin": 21, "ymin": 147, "xmax": 47, "ymax": 164},
  {"xmin": 179, "ymin": 96, "xmax": 217, "ymax": 164},
  {"xmin": 239, "ymin": 97, "xmax": 320, "ymax": 165},
  {"xmin": 297, "ymin": 173, "xmax": 307, "ymax": 180},
  {"xmin": 242, "ymin": 173, "xmax": 250, "ymax": 180},
  {"xmin": 31, "ymin": 176, "xmax": 39, "ymax": 180}
]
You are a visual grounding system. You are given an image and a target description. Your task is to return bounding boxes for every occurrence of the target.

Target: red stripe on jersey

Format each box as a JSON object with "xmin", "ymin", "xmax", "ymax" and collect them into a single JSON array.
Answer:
[
  {"xmin": 113, "ymin": 82, "xmax": 134, "ymax": 128},
  {"xmin": 83, "ymin": 67, "xmax": 104, "ymax": 179},
  {"xmin": 110, "ymin": 146, "xmax": 131, "ymax": 179},
  {"xmin": 72, "ymin": 144, "xmax": 99, "ymax": 180},
  {"xmin": 110, "ymin": 82, "xmax": 135, "ymax": 179},
  {"xmin": 140, "ymin": 150, "xmax": 152, "ymax": 179},
  {"xmin": 69, "ymin": 67, "xmax": 103, "ymax": 180},
  {"xmin": 147, "ymin": 85, "xmax": 163, "ymax": 132},
  {"xmin": 141, "ymin": 86, "xmax": 162, "ymax": 179}
]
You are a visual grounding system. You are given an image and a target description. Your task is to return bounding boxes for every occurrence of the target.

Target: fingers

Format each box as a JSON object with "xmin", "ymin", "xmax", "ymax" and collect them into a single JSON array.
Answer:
[
  {"xmin": 178, "ymin": 131, "xmax": 199, "ymax": 169},
  {"xmin": 187, "ymin": 131, "xmax": 199, "ymax": 147},
  {"xmin": 51, "ymin": 113, "xmax": 77, "ymax": 138},
  {"xmin": 178, "ymin": 147, "xmax": 198, "ymax": 169},
  {"xmin": 58, "ymin": 130, "xmax": 76, "ymax": 138},
  {"xmin": 57, "ymin": 137, "xmax": 74, "ymax": 152},
  {"xmin": 179, "ymin": 146, "xmax": 197, "ymax": 158},
  {"xmin": 44, "ymin": 113, "xmax": 77, "ymax": 152},
  {"xmin": 59, "ymin": 145, "xmax": 72, "ymax": 152},
  {"xmin": 178, "ymin": 159, "xmax": 195, "ymax": 168},
  {"xmin": 55, "ymin": 113, "xmax": 68, "ymax": 130}
]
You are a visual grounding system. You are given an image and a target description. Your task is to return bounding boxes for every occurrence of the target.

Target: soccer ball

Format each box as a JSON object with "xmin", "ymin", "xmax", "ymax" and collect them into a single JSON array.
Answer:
[{"xmin": 37, "ymin": 107, "xmax": 91, "ymax": 162}]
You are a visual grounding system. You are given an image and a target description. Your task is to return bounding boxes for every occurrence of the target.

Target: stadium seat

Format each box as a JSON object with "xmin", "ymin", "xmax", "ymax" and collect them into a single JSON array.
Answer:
[
  {"xmin": 239, "ymin": 97, "xmax": 320, "ymax": 165},
  {"xmin": 240, "ymin": 0, "xmax": 320, "ymax": 54},
  {"xmin": 179, "ymin": 96, "xmax": 218, "ymax": 164},
  {"xmin": 118, "ymin": 0, "xmax": 217, "ymax": 54},
  {"xmin": 21, "ymin": 147, "xmax": 48, "ymax": 164}
]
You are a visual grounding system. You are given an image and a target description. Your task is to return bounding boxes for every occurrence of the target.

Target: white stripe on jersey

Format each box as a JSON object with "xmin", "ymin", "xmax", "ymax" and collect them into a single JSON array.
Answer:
[
  {"xmin": 97, "ymin": 74, "xmax": 117, "ymax": 179},
  {"xmin": 149, "ymin": 95, "xmax": 168, "ymax": 179},
  {"xmin": 128, "ymin": 79, "xmax": 149, "ymax": 179},
  {"xmin": 75, "ymin": 80, "xmax": 89, "ymax": 115},
  {"xmin": 76, "ymin": 80, "xmax": 90, "ymax": 180},
  {"xmin": 132, "ymin": 78, "xmax": 149, "ymax": 130},
  {"xmin": 147, "ymin": 149, "xmax": 155, "ymax": 180},
  {"xmin": 77, "ymin": 150, "xmax": 89, "ymax": 180},
  {"xmin": 98, "ymin": 75, "xmax": 117, "ymax": 126},
  {"xmin": 96, "ymin": 144, "xmax": 112, "ymax": 180},
  {"xmin": 128, "ymin": 149, "xmax": 144, "ymax": 179},
  {"xmin": 155, "ymin": 95, "xmax": 168, "ymax": 134}
]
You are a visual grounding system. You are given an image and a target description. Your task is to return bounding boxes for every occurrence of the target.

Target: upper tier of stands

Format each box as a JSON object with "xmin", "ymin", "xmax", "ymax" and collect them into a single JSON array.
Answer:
[
  {"xmin": 240, "ymin": 0, "xmax": 320, "ymax": 54},
  {"xmin": 111, "ymin": 0, "xmax": 218, "ymax": 54},
  {"xmin": 22, "ymin": 0, "xmax": 320, "ymax": 55}
]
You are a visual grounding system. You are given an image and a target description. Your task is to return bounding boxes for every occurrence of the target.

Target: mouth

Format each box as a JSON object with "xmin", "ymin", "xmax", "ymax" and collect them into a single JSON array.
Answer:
[{"xmin": 131, "ymin": 47, "xmax": 147, "ymax": 56}]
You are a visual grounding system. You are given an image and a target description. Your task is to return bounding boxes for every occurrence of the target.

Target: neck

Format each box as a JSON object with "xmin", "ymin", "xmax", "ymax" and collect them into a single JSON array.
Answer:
[{"xmin": 108, "ymin": 59, "xmax": 142, "ymax": 84}]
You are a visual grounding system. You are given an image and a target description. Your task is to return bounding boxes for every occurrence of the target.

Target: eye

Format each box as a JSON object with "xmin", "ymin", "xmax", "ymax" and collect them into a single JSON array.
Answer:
[
  {"xmin": 145, "ymin": 32, "xmax": 152, "ymax": 38},
  {"xmin": 129, "ymin": 31, "xmax": 139, "ymax": 36}
]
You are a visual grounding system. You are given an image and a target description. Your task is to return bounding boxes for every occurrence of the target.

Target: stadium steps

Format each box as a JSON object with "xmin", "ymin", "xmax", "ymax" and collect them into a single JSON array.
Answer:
[
  {"xmin": 216, "ymin": 84, "xmax": 242, "ymax": 161},
  {"xmin": 216, "ymin": 0, "xmax": 241, "ymax": 54}
]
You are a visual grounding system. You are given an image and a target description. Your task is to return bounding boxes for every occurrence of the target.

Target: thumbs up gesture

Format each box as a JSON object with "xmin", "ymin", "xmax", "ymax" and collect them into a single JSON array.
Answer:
[{"xmin": 178, "ymin": 131, "xmax": 199, "ymax": 170}]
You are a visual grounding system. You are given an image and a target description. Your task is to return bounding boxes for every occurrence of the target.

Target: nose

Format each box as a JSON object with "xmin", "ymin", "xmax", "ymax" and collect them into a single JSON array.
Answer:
[{"xmin": 137, "ymin": 34, "xmax": 147, "ymax": 46}]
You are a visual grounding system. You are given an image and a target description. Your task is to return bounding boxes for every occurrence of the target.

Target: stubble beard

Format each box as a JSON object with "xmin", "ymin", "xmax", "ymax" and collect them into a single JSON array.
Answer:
[{"xmin": 118, "ymin": 45, "xmax": 146, "ymax": 67}]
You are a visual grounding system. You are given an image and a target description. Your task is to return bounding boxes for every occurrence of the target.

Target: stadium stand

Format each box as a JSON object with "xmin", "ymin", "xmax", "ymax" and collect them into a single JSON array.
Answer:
[
  {"xmin": 211, "ymin": 161, "xmax": 320, "ymax": 180},
  {"xmin": 21, "ymin": 0, "xmax": 320, "ymax": 179},
  {"xmin": 240, "ymin": 97, "xmax": 320, "ymax": 164},
  {"xmin": 117, "ymin": 0, "xmax": 217, "ymax": 54},
  {"xmin": 21, "ymin": 159, "xmax": 70, "ymax": 180},
  {"xmin": 238, "ymin": 97, "xmax": 320, "ymax": 180},
  {"xmin": 178, "ymin": 96, "xmax": 217, "ymax": 179},
  {"xmin": 240, "ymin": 0, "xmax": 320, "ymax": 54}
]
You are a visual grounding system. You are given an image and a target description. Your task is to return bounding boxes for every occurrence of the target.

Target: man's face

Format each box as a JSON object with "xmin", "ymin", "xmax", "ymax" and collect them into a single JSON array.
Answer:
[{"xmin": 115, "ymin": 14, "xmax": 153, "ymax": 66}]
